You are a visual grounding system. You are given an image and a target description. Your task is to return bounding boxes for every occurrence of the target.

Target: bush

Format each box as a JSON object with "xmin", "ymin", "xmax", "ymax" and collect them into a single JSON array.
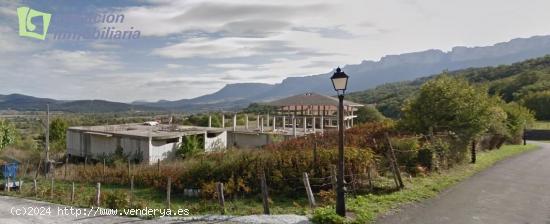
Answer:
[
  {"xmin": 422, "ymin": 138, "xmax": 451, "ymax": 170},
  {"xmin": 176, "ymin": 135, "xmax": 204, "ymax": 159},
  {"xmin": 311, "ymin": 207, "xmax": 346, "ymax": 224},
  {"xmin": 390, "ymin": 137, "xmax": 420, "ymax": 173},
  {"xmin": 522, "ymin": 90, "xmax": 550, "ymax": 120},
  {"xmin": 104, "ymin": 190, "xmax": 129, "ymax": 209},
  {"xmin": 355, "ymin": 106, "xmax": 385, "ymax": 124},
  {"xmin": 416, "ymin": 147, "xmax": 433, "ymax": 170}
]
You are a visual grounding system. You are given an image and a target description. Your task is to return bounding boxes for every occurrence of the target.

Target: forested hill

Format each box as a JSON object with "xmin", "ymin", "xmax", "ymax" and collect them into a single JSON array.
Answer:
[{"xmin": 347, "ymin": 55, "xmax": 550, "ymax": 120}]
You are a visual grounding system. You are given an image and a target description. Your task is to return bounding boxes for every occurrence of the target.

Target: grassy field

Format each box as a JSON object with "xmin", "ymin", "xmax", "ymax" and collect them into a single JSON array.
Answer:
[
  {"xmin": 529, "ymin": 121, "xmax": 550, "ymax": 129},
  {"xmin": 0, "ymin": 144, "xmax": 538, "ymax": 223}
]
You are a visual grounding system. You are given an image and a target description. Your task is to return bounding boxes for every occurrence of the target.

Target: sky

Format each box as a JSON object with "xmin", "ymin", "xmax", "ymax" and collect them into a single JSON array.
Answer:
[{"xmin": 1, "ymin": 0, "xmax": 550, "ymax": 102}]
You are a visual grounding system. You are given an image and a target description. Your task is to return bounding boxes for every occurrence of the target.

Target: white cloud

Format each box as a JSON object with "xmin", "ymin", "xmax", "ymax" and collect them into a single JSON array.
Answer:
[
  {"xmin": 209, "ymin": 63, "xmax": 256, "ymax": 69},
  {"xmin": 3, "ymin": 0, "xmax": 550, "ymax": 102},
  {"xmin": 31, "ymin": 50, "xmax": 123, "ymax": 73}
]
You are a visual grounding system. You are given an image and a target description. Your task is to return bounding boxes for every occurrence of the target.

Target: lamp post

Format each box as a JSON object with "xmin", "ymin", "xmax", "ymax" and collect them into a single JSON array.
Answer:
[{"xmin": 330, "ymin": 67, "xmax": 349, "ymax": 217}]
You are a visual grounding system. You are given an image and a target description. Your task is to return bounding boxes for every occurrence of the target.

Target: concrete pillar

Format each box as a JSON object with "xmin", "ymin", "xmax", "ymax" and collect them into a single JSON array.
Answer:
[
  {"xmin": 208, "ymin": 115, "xmax": 212, "ymax": 128},
  {"xmin": 351, "ymin": 109, "xmax": 354, "ymax": 127},
  {"xmin": 266, "ymin": 113, "xmax": 270, "ymax": 127},
  {"xmin": 272, "ymin": 116, "xmax": 276, "ymax": 131},
  {"xmin": 245, "ymin": 114, "xmax": 249, "ymax": 130},
  {"xmin": 222, "ymin": 114, "xmax": 225, "ymax": 128},
  {"xmin": 256, "ymin": 115, "xmax": 260, "ymax": 129},
  {"xmin": 292, "ymin": 116, "xmax": 297, "ymax": 138},
  {"xmin": 260, "ymin": 117, "xmax": 264, "ymax": 133},
  {"xmin": 320, "ymin": 115, "xmax": 324, "ymax": 131},
  {"xmin": 313, "ymin": 116, "xmax": 316, "ymax": 133},
  {"xmin": 232, "ymin": 114, "xmax": 237, "ymax": 131},
  {"xmin": 282, "ymin": 116, "xmax": 286, "ymax": 131},
  {"xmin": 303, "ymin": 116, "xmax": 307, "ymax": 133}
]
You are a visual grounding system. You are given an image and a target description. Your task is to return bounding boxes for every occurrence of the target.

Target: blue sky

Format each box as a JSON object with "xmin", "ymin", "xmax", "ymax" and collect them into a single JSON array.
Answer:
[{"xmin": 1, "ymin": 0, "xmax": 550, "ymax": 102}]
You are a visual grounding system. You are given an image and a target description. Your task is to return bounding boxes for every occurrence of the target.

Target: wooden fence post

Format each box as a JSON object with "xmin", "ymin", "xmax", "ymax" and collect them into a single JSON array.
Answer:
[
  {"xmin": 157, "ymin": 158, "xmax": 161, "ymax": 175},
  {"xmin": 375, "ymin": 137, "xmax": 399, "ymax": 188},
  {"xmin": 303, "ymin": 172, "xmax": 316, "ymax": 208},
  {"xmin": 166, "ymin": 177, "xmax": 171, "ymax": 208},
  {"xmin": 385, "ymin": 133, "xmax": 404, "ymax": 189},
  {"xmin": 130, "ymin": 175, "xmax": 134, "ymax": 206},
  {"xmin": 18, "ymin": 179, "xmax": 22, "ymax": 193},
  {"xmin": 6, "ymin": 176, "xmax": 10, "ymax": 192},
  {"xmin": 64, "ymin": 157, "xmax": 68, "ymax": 180},
  {"xmin": 367, "ymin": 165, "xmax": 373, "ymax": 191},
  {"xmin": 50, "ymin": 177, "xmax": 54, "ymax": 199},
  {"xmin": 84, "ymin": 156, "xmax": 87, "ymax": 170},
  {"xmin": 71, "ymin": 182, "xmax": 75, "ymax": 203},
  {"xmin": 260, "ymin": 171, "xmax": 270, "ymax": 215},
  {"xmin": 330, "ymin": 165, "xmax": 337, "ymax": 193},
  {"xmin": 216, "ymin": 182, "xmax": 226, "ymax": 214},
  {"xmin": 23, "ymin": 160, "xmax": 29, "ymax": 178},
  {"xmin": 33, "ymin": 179, "xmax": 37, "ymax": 197},
  {"xmin": 102, "ymin": 158, "xmax": 106, "ymax": 182},
  {"xmin": 96, "ymin": 182, "xmax": 101, "ymax": 207},
  {"xmin": 34, "ymin": 160, "xmax": 41, "ymax": 180},
  {"xmin": 127, "ymin": 159, "xmax": 131, "ymax": 177},
  {"xmin": 471, "ymin": 140, "xmax": 477, "ymax": 164}
]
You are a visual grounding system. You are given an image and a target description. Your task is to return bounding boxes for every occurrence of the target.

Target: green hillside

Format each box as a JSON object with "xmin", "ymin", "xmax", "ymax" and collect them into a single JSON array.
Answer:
[{"xmin": 348, "ymin": 55, "xmax": 550, "ymax": 120}]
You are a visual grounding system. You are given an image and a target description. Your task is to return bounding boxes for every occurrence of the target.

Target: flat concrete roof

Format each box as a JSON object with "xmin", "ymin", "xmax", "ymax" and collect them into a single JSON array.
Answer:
[
  {"xmin": 68, "ymin": 123, "xmax": 225, "ymax": 140},
  {"xmin": 264, "ymin": 92, "xmax": 363, "ymax": 107}
]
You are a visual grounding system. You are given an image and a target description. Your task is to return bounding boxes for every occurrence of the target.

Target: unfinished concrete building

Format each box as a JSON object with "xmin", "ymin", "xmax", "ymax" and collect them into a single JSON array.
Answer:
[
  {"xmin": 66, "ymin": 123, "xmax": 227, "ymax": 164},
  {"xmin": 264, "ymin": 92, "xmax": 363, "ymax": 130},
  {"xmin": 218, "ymin": 92, "xmax": 364, "ymax": 148}
]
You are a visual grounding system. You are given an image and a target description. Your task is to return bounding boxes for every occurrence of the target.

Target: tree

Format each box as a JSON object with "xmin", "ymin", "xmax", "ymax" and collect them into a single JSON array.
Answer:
[
  {"xmin": 0, "ymin": 119, "xmax": 16, "ymax": 151},
  {"xmin": 176, "ymin": 135, "xmax": 204, "ymax": 159},
  {"xmin": 521, "ymin": 91, "xmax": 550, "ymax": 120},
  {"xmin": 49, "ymin": 118, "xmax": 68, "ymax": 152},
  {"xmin": 243, "ymin": 103, "xmax": 277, "ymax": 114},
  {"xmin": 501, "ymin": 102, "xmax": 535, "ymax": 144},
  {"xmin": 355, "ymin": 106, "xmax": 385, "ymax": 124},
  {"xmin": 400, "ymin": 76, "xmax": 496, "ymax": 163}
]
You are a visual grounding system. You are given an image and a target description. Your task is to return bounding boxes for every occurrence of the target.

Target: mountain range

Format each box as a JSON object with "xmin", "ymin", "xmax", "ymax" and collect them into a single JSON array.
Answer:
[
  {"xmin": 3, "ymin": 35, "xmax": 550, "ymax": 113},
  {"xmin": 0, "ymin": 94, "xmax": 160, "ymax": 113},
  {"xmin": 139, "ymin": 35, "xmax": 550, "ymax": 111}
]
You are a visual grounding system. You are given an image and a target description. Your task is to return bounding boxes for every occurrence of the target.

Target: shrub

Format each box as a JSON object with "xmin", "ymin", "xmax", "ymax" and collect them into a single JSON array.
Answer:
[
  {"xmin": 390, "ymin": 137, "xmax": 420, "ymax": 173},
  {"xmin": 176, "ymin": 135, "xmax": 204, "ymax": 159},
  {"xmin": 522, "ymin": 90, "xmax": 550, "ymax": 120},
  {"xmin": 355, "ymin": 106, "xmax": 386, "ymax": 124},
  {"xmin": 416, "ymin": 147, "xmax": 433, "ymax": 170},
  {"xmin": 311, "ymin": 207, "xmax": 346, "ymax": 224},
  {"xmin": 317, "ymin": 190, "xmax": 336, "ymax": 204},
  {"xmin": 104, "ymin": 190, "xmax": 129, "ymax": 209}
]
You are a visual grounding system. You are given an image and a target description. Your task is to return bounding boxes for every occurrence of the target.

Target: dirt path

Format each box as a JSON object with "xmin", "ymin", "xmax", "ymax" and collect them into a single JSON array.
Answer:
[{"xmin": 377, "ymin": 142, "xmax": 550, "ymax": 224}]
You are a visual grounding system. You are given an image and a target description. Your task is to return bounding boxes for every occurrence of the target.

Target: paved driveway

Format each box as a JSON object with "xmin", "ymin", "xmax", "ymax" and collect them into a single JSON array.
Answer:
[{"xmin": 377, "ymin": 142, "xmax": 550, "ymax": 224}]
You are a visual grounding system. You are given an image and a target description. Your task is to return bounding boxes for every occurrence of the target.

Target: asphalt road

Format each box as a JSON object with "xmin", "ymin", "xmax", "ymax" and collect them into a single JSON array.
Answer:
[{"xmin": 377, "ymin": 141, "xmax": 550, "ymax": 224}]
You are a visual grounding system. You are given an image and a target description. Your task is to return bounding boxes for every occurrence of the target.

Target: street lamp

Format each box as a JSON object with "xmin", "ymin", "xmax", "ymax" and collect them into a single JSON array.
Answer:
[{"xmin": 330, "ymin": 67, "xmax": 349, "ymax": 217}]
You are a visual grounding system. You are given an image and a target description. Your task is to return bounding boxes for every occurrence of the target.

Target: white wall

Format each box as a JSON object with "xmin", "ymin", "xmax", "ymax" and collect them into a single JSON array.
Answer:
[
  {"xmin": 227, "ymin": 132, "xmax": 291, "ymax": 148},
  {"xmin": 66, "ymin": 130, "xmax": 82, "ymax": 156},
  {"xmin": 89, "ymin": 135, "xmax": 118, "ymax": 157},
  {"xmin": 120, "ymin": 137, "xmax": 150, "ymax": 161},
  {"xmin": 205, "ymin": 131, "xmax": 227, "ymax": 152},
  {"xmin": 148, "ymin": 138, "xmax": 180, "ymax": 164}
]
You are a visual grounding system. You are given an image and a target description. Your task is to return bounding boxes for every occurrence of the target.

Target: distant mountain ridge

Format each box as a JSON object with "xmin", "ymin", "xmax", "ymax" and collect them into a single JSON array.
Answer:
[
  {"xmin": 141, "ymin": 35, "xmax": 550, "ymax": 111},
  {"xmin": 0, "ymin": 94, "xmax": 162, "ymax": 113},
  {"xmin": 5, "ymin": 35, "xmax": 550, "ymax": 113}
]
